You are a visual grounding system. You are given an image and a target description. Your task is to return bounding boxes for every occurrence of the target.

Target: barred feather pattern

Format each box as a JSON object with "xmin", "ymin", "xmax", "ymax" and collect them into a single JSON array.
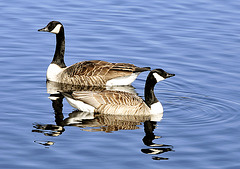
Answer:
[
  {"xmin": 65, "ymin": 112, "xmax": 151, "ymax": 132},
  {"xmin": 57, "ymin": 60, "xmax": 150, "ymax": 86},
  {"xmin": 83, "ymin": 114, "xmax": 151, "ymax": 132},
  {"xmin": 72, "ymin": 90, "xmax": 151, "ymax": 115}
]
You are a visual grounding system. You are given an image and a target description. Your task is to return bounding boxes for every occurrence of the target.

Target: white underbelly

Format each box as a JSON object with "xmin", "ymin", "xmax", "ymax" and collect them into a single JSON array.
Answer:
[
  {"xmin": 64, "ymin": 96, "xmax": 95, "ymax": 112},
  {"xmin": 106, "ymin": 73, "xmax": 140, "ymax": 86}
]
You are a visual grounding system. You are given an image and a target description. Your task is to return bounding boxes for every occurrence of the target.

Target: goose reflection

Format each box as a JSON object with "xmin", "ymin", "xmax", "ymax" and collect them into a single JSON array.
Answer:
[
  {"xmin": 32, "ymin": 93, "xmax": 157, "ymax": 134},
  {"xmin": 33, "ymin": 92, "xmax": 173, "ymax": 159}
]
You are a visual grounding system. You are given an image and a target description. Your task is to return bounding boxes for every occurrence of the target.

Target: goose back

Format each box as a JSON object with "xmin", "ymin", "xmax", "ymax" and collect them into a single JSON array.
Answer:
[{"xmin": 58, "ymin": 60, "xmax": 150, "ymax": 86}]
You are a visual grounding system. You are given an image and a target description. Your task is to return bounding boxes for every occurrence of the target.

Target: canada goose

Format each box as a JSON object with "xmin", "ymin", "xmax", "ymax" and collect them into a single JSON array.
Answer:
[
  {"xmin": 38, "ymin": 21, "xmax": 150, "ymax": 86},
  {"xmin": 63, "ymin": 69, "xmax": 175, "ymax": 116}
]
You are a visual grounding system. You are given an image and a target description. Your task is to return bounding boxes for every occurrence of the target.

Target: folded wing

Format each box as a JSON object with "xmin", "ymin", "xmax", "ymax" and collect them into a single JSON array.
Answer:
[{"xmin": 72, "ymin": 90, "xmax": 150, "ymax": 115}]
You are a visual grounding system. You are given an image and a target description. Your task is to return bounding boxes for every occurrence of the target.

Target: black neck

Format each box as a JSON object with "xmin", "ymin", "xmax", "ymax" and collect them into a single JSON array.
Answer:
[
  {"xmin": 144, "ymin": 73, "xmax": 158, "ymax": 107},
  {"xmin": 52, "ymin": 27, "xmax": 66, "ymax": 68}
]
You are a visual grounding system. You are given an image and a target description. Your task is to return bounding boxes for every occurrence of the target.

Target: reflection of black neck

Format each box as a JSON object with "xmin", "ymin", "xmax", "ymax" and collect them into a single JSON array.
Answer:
[
  {"xmin": 52, "ymin": 27, "xmax": 66, "ymax": 68},
  {"xmin": 144, "ymin": 73, "xmax": 158, "ymax": 107},
  {"xmin": 142, "ymin": 121, "xmax": 157, "ymax": 146},
  {"xmin": 51, "ymin": 94, "xmax": 65, "ymax": 126},
  {"xmin": 142, "ymin": 120, "xmax": 173, "ymax": 160}
]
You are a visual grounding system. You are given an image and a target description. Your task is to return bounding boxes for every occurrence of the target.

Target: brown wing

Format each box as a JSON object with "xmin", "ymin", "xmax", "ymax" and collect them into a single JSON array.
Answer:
[
  {"xmin": 72, "ymin": 90, "xmax": 150, "ymax": 115},
  {"xmin": 61, "ymin": 60, "xmax": 150, "ymax": 83}
]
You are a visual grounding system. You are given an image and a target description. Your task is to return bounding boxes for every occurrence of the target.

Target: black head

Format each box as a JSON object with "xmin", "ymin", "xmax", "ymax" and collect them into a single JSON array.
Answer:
[
  {"xmin": 150, "ymin": 69, "xmax": 175, "ymax": 83},
  {"xmin": 38, "ymin": 21, "xmax": 63, "ymax": 34}
]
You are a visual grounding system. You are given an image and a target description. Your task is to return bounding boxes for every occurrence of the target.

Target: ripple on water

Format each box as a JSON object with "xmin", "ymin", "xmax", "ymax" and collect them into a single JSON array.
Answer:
[{"xmin": 162, "ymin": 90, "xmax": 239, "ymax": 127}]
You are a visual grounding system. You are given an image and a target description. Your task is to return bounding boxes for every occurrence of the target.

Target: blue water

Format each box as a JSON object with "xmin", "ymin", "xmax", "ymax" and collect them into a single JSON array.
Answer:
[{"xmin": 1, "ymin": 0, "xmax": 240, "ymax": 168}]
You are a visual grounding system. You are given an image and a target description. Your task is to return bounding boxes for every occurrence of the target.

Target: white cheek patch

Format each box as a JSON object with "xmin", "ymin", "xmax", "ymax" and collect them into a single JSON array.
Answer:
[
  {"xmin": 153, "ymin": 73, "xmax": 165, "ymax": 82},
  {"xmin": 50, "ymin": 24, "xmax": 62, "ymax": 34}
]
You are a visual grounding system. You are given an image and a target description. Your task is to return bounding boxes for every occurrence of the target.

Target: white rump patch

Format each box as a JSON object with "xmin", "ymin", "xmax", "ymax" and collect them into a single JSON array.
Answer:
[
  {"xmin": 106, "ymin": 73, "xmax": 139, "ymax": 86},
  {"xmin": 153, "ymin": 73, "xmax": 165, "ymax": 82},
  {"xmin": 46, "ymin": 63, "xmax": 63, "ymax": 82},
  {"xmin": 50, "ymin": 24, "xmax": 62, "ymax": 34}
]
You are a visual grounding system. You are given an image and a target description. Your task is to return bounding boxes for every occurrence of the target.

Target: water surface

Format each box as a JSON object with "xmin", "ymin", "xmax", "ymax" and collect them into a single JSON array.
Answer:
[{"xmin": 0, "ymin": 1, "xmax": 240, "ymax": 169}]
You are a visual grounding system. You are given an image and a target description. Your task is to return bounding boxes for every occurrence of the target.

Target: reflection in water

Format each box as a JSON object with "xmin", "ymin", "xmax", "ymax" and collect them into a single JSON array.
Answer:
[
  {"xmin": 33, "ymin": 82, "xmax": 173, "ymax": 158},
  {"xmin": 34, "ymin": 141, "xmax": 54, "ymax": 147},
  {"xmin": 46, "ymin": 81, "xmax": 137, "ymax": 95},
  {"xmin": 66, "ymin": 112, "xmax": 151, "ymax": 132},
  {"xmin": 33, "ymin": 95, "xmax": 65, "ymax": 138},
  {"xmin": 142, "ymin": 121, "xmax": 173, "ymax": 160},
  {"xmin": 33, "ymin": 95, "xmax": 173, "ymax": 159}
]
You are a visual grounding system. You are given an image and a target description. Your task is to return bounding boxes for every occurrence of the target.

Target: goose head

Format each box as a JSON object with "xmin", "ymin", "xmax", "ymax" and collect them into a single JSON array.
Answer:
[
  {"xmin": 38, "ymin": 21, "xmax": 66, "ymax": 69},
  {"xmin": 38, "ymin": 21, "xmax": 63, "ymax": 34},
  {"xmin": 144, "ymin": 68, "xmax": 175, "ymax": 110},
  {"xmin": 147, "ymin": 69, "xmax": 175, "ymax": 85}
]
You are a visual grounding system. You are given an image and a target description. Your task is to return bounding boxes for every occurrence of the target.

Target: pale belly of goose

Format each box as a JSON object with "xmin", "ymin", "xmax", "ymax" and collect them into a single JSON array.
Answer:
[{"xmin": 106, "ymin": 72, "xmax": 140, "ymax": 86}]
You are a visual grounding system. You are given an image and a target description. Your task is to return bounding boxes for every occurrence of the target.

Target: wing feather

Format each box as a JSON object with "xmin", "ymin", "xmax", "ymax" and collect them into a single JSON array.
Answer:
[
  {"xmin": 72, "ymin": 90, "xmax": 150, "ymax": 115},
  {"xmin": 61, "ymin": 60, "xmax": 150, "ymax": 84}
]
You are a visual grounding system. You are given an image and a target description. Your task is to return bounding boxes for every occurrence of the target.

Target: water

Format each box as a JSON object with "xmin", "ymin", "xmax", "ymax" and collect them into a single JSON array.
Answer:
[{"xmin": 1, "ymin": 0, "xmax": 240, "ymax": 168}]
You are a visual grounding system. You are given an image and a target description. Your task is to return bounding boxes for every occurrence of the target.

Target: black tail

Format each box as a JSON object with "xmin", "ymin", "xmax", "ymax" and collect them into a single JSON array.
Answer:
[{"xmin": 134, "ymin": 67, "xmax": 151, "ymax": 73}]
